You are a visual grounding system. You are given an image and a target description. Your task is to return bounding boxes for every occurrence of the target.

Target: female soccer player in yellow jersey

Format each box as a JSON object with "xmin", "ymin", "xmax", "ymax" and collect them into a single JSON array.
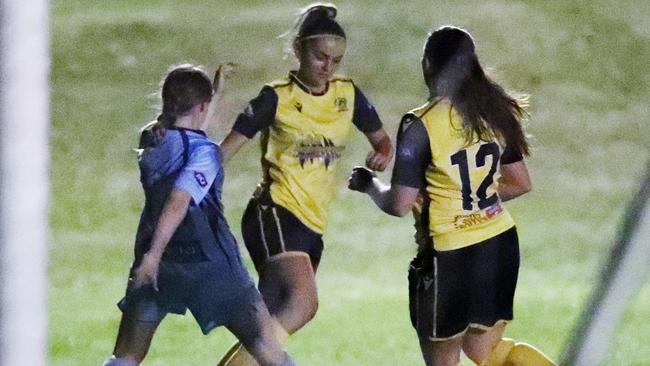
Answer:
[
  {"xmin": 349, "ymin": 26, "xmax": 556, "ymax": 366},
  {"xmin": 217, "ymin": 3, "xmax": 393, "ymax": 365}
]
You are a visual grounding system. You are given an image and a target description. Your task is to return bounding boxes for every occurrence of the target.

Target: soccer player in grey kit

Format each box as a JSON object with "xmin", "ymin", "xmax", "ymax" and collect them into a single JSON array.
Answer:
[{"xmin": 103, "ymin": 65, "xmax": 295, "ymax": 366}]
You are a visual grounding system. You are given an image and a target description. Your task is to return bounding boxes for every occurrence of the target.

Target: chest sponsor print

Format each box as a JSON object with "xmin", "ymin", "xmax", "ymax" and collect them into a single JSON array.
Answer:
[{"xmin": 295, "ymin": 136, "xmax": 345, "ymax": 169}]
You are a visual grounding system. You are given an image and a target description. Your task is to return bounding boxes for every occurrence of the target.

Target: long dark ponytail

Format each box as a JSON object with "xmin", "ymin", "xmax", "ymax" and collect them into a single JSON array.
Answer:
[{"xmin": 423, "ymin": 26, "xmax": 530, "ymax": 156}]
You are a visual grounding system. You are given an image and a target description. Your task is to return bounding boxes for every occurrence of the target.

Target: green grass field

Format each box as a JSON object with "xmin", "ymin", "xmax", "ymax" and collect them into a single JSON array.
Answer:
[{"xmin": 50, "ymin": 1, "xmax": 650, "ymax": 365}]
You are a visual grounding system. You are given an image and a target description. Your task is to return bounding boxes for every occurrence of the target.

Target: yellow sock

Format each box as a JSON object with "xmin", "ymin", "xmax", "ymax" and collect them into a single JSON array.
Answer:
[
  {"xmin": 217, "ymin": 342, "xmax": 256, "ymax": 366},
  {"xmin": 482, "ymin": 338, "xmax": 516, "ymax": 365},
  {"xmin": 217, "ymin": 322, "xmax": 290, "ymax": 366},
  {"xmin": 482, "ymin": 339, "xmax": 556, "ymax": 366}
]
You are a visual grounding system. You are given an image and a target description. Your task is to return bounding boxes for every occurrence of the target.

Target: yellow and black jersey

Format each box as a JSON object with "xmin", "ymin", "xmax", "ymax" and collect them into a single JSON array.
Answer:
[
  {"xmin": 391, "ymin": 98, "xmax": 523, "ymax": 251},
  {"xmin": 233, "ymin": 72, "xmax": 382, "ymax": 234}
]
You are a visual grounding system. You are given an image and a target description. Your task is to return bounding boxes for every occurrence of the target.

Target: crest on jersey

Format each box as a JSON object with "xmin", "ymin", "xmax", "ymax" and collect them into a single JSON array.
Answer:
[
  {"xmin": 295, "ymin": 136, "xmax": 345, "ymax": 169},
  {"xmin": 334, "ymin": 97, "xmax": 348, "ymax": 112}
]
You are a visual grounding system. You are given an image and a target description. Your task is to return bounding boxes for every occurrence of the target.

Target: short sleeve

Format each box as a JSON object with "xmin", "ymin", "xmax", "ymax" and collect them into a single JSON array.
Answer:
[
  {"xmin": 232, "ymin": 86, "xmax": 278, "ymax": 138},
  {"xmin": 174, "ymin": 144, "xmax": 219, "ymax": 204},
  {"xmin": 390, "ymin": 114, "xmax": 431, "ymax": 189},
  {"xmin": 352, "ymin": 86, "xmax": 382, "ymax": 133},
  {"xmin": 501, "ymin": 145, "xmax": 523, "ymax": 165}
]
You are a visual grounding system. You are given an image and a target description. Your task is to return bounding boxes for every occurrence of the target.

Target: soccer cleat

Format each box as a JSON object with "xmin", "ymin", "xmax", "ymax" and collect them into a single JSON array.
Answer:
[{"xmin": 102, "ymin": 356, "xmax": 138, "ymax": 366}]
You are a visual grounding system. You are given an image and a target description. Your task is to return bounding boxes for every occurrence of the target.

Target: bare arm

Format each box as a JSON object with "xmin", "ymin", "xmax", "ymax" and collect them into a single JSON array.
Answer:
[
  {"xmin": 201, "ymin": 63, "xmax": 235, "ymax": 131},
  {"xmin": 498, "ymin": 160, "xmax": 532, "ymax": 202},
  {"xmin": 218, "ymin": 85, "xmax": 276, "ymax": 164},
  {"xmin": 348, "ymin": 167, "xmax": 419, "ymax": 216},
  {"xmin": 133, "ymin": 188, "xmax": 192, "ymax": 290},
  {"xmin": 364, "ymin": 128, "xmax": 394, "ymax": 172},
  {"xmin": 218, "ymin": 130, "xmax": 250, "ymax": 164},
  {"xmin": 366, "ymin": 180, "xmax": 420, "ymax": 216}
]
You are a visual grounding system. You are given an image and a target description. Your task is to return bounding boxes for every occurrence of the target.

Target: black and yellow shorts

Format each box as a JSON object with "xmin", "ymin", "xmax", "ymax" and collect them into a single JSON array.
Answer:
[
  {"xmin": 241, "ymin": 194, "xmax": 324, "ymax": 272},
  {"xmin": 408, "ymin": 227, "xmax": 520, "ymax": 340}
]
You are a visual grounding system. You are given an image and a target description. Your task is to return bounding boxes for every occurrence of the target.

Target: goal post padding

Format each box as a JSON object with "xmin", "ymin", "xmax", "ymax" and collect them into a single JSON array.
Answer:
[{"xmin": 0, "ymin": 0, "xmax": 50, "ymax": 365}]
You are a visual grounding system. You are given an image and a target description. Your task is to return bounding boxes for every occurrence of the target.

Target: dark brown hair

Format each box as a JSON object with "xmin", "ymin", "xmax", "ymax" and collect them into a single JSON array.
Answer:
[
  {"xmin": 155, "ymin": 64, "xmax": 212, "ymax": 129},
  {"xmin": 423, "ymin": 26, "xmax": 529, "ymax": 156}
]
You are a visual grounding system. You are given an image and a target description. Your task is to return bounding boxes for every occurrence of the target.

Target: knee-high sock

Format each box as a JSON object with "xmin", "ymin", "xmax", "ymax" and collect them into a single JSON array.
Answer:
[
  {"xmin": 217, "ymin": 324, "xmax": 290, "ymax": 366},
  {"xmin": 217, "ymin": 342, "xmax": 256, "ymax": 366},
  {"xmin": 481, "ymin": 338, "xmax": 556, "ymax": 366}
]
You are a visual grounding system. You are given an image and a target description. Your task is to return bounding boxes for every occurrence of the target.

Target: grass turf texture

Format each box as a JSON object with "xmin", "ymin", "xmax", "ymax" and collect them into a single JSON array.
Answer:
[{"xmin": 50, "ymin": 1, "xmax": 650, "ymax": 365}]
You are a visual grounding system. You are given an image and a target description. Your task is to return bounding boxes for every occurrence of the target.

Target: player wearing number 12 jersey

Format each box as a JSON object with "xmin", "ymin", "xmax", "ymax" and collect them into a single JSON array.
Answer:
[
  {"xmin": 349, "ymin": 26, "xmax": 555, "ymax": 366},
  {"xmin": 402, "ymin": 99, "xmax": 520, "ymax": 251}
]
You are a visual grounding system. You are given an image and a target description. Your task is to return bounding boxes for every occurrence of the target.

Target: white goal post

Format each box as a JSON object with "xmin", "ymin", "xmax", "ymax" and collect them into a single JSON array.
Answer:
[
  {"xmin": 561, "ymin": 160, "xmax": 650, "ymax": 365},
  {"xmin": 0, "ymin": 0, "xmax": 50, "ymax": 365}
]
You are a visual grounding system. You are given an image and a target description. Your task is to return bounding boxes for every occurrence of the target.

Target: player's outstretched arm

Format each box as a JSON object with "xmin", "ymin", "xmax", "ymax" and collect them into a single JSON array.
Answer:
[
  {"xmin": 348, "ymin": 167, "xmax": 419, "ymax": 217},
  {"xmin": 218, "ymin": 130, "xmax": 249, "ymax": 165},
  {"xmin": 202, "ymin": 63, "xmax": 236, "ymax": 131}
]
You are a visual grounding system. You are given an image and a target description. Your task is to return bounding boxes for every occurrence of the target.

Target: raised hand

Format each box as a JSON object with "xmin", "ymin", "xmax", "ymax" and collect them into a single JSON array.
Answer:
[
  {"xmin": 365, "ymin": 149, "xmax": 391, "ymax": 172},
  {"xmin": 213, "ymin": 62, "xmax": 236, "ymax": 94}
]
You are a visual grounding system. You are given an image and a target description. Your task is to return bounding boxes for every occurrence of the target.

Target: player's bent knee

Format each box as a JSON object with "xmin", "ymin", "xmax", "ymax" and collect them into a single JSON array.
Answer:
[{"xmin": 103, "ymin": 356, "xmax": 139, "ymax": 366}]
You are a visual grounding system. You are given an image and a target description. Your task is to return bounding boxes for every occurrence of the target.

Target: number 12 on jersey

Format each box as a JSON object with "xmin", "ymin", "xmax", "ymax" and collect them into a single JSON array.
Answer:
[{"xmin": 450, "ymin": 141, "xmax": 500, "ymax": 211}]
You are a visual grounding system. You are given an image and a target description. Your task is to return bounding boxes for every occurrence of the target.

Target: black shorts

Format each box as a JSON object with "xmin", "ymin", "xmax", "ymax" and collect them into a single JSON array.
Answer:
[
  {"xmin": 118, "ymin": 260, "xmax": 260, "ymax": 335},
  {"xmin": 241, "ymin": 194, "xmax": 324, "ymax": 272},
  {"xmin": 408, "ymin": 227, "xmax": 520, "ymax": 340}
]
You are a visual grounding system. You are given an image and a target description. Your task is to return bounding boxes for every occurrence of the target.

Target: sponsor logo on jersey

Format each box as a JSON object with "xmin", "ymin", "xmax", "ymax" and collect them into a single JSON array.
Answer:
[
  {"xmin": 194, "ymin": 171, "xmax": 208, "ymax": 187},
  {"xmin": 295, "ymin": 136, "xmax": 345, "ymax": 169},
  {"xmin": 334, "ymin": 97, "xmax": 348, "ymax": 112},
  {"xmin": 452, "ymin": 202, "xmax": 502, "ymax": 229},
  {"xmin": 453, "ymin": 213, "xmax": 488, "ymax": 229},
  {"xmin": 485, "ymin": 202, "xmax": 503, "ymax": 218}
]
